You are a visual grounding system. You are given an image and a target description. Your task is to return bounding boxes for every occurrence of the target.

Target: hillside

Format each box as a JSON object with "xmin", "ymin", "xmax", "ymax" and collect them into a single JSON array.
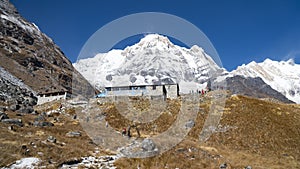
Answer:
[{"xmin": 1, "ymin": 92, "xmax": 299, "ymax": 168}]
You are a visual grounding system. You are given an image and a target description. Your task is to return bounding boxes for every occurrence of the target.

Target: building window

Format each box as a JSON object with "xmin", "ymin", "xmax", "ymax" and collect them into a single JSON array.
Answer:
[
  {"xmin": 152, "ymin": 86, "xmax": 156, "ymax": 90},
  {"xmin": 112, "ymin": 87, "xmax": 120, "ymax": 91}
]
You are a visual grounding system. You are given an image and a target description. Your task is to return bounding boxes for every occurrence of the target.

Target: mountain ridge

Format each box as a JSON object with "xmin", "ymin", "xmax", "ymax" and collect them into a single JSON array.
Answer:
[{"xmin": 227, "ymin": 58, "xmax": 300, "ymax": 103}]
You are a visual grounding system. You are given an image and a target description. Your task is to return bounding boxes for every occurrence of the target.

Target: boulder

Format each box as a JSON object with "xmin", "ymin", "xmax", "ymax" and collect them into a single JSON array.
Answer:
[
  {"xmin": 0, "ymin": 106, "xmax": 7, "ymax": 112},
  {"xmin": 9, "ymin": 104, "xmax": 20, "ymax": 111},
  {"xmin": 40, "ymin": 121, "xmax": 54, "ymax": 127},
  {"xmin": 33, "ymin": 121, "xmax": 54, "ymax": 127},
  {"xmin": 185, "ymin": 119, "xmax": 195, "ymax": 129},
  {"xmin": 66, "ymin": 131, "xmax": 81, "ymax": 137},
  {"xmin": 17, "ymin": 106, "xmax": 34, "ymax": 114},
  {"xmin": 219, "ymin": 163, "xmax": 227, "ymax": 169},
  {"xmin": 47, "ymin": 136, "xmax": 56, "ymax": 143},
  {"xmin": 27, "ymin": 96, "xmax": 37, "ymax": 106},
  {"xmin": 141, "ymin": 138, "xmax": 156, "ymax": 151},
  {"xmin": 0, "ymin": 112, "xmax": 9, "ymax": 121},
  {"xmin": 21, "ymin": 99, "xmax": 29, "ymax": 105},
  {"xmin": 8, "ymin": 125, "xmax": 15, "ymax": 131},
  {"xmin": 1, "ymin": 118, "xmax": 23, "ymax": 127},
  {"xmin": 34, "ymin": 114, "xmax": 45, "ymax": 122}
]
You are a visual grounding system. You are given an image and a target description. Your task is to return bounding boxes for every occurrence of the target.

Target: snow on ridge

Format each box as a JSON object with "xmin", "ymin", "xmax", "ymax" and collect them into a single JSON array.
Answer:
[
  {"xmin": 231, "ymin": 58, "xmax": 300, "ymax": 103},
  {"xmin": 32, "ymin": 22, "xmax": 40, "ymax": 31},
  {"xmin": 0, "ymin": 13, "xmax": 40, "ymax": 35},
  {"xmin": 73, "ymin": 49, "xmax": 125, "ymax": 87}
]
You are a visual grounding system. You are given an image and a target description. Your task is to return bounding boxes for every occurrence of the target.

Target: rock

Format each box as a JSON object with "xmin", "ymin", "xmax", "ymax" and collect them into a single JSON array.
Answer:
[
  {"xmin": 66, "ymin": 131, "xmax": 81, "ymax": 137},
  {"xmin": 176, "ymin": 148, "xmax": 187, "ymax": 153},
  {"xmin": 61, "ymin": 158, "xmax": 84, "ymax": 165},
  {"xmin": 33, "ymin": 121, "xmax": 54, "ymax": 127},
  {"xmin": 141, "ymin": 138, "xmax": 156, "ymax": 151},
  {"xmin": 16, "ymin": 113, "xmax": 22, "ymax": 116},
  {"xmin": 28, "ymin": 97, "xmax": 37, "ymax": 106},
  {"xmin": 21, "ymin": 98, "xmax": 28, "ymax": 105},
  {"xmin": 0, "ymin": 111, "xmax": 9, "ymax": 121},
  {"xmin": 219, "ymin": 163, "xmax": 227, "ymax": 169},
  {"xmin": 47, "ymin": 136, "xmax": 56, "ymax": 143},
  {"xmin": 1, "ymin": 118, "xmax": 23, "ymax": 127},
  {"xmin": 0, "ymin": 106, "xmax": 7, "ymax": 112},
  {"xmin": 31, "ymin": 111, "xmax": 38, "ymax": 115},
  {"xmin": 185, "ymin": 119, "xmax": 195, "ymax": 129},
  {"xmin": 17, "ymin": 106, "xmax": 34, "ymax": 114},
  {"xmin": 8, "ymin": 125, "xmax": 15, "ymax": 131},
  {"xmin": 244, "ymin": 166, "xmax": 252, "ymax": 169},
  {"xmin": 34, "ymin": 114, "xmax": 45, "ymax": 122},
  {"xmin": 9, "ymin": 104, "xmax": 20, "ymax": 111}
]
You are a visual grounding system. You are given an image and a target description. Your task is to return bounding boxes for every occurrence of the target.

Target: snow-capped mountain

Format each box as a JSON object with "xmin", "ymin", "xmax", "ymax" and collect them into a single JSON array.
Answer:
[
  {"xmin": 74, "ymin": 34, "xmax": 300, "ymax": 103},
  {"xmin": 229, "ymin": 59, "xmax": 300, "ymax": 103},
  {"xmin": 74, "ymin": 34, "xmax": 224, "ymax": 93}
]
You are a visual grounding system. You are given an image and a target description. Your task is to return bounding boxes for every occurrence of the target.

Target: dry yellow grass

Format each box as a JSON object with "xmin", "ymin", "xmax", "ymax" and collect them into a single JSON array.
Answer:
[
  {"xmin": 1, "ymin": 93, "xmax": 300, "ymax": 168},
  {"xmin": 0, "ymin": 106, "xmax": 101, "ymax": 167},
  {"xmin": 114, "ymin": 94, "xmax": 300, "ymax": 168}
]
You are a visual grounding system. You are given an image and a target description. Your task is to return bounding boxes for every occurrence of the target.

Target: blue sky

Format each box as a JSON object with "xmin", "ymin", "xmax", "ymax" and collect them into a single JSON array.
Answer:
[{"xmin": 11, "ymin": 0, "xmax": 300, "ymax": 71}]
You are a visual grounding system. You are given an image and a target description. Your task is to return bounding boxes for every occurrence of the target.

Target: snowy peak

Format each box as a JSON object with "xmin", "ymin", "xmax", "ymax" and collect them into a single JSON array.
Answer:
[
  {"xmin": 231, "ymin": 58, "xmax": 300, "ymax": 103},
  {"xmin": 121, "ymin": 34, "xmax": 177, "ymax": 57},
  {"xmin": 74, "ymin": 34, "xmax": 223, "ymax": 92},
  {"xmin": 136, "ymin": 34, "xmax": 174, "ymax": 49}
]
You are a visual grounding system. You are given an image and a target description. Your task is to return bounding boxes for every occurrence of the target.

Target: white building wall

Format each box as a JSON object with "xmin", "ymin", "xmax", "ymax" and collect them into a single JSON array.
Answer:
[
  {"xmin": 105, "ymin": 85, "xmax": 178, "ymax": 99},
  {"xmin": 37, "ymin": 93, "xmax": 67, "ymax": 105},
  {"xmin": 146, "ymin": 86, "xmax": 163, "ymax": 96},
  {"xmin": 165, "ymin": 85, "xmax": 178, "ymax": 99}
]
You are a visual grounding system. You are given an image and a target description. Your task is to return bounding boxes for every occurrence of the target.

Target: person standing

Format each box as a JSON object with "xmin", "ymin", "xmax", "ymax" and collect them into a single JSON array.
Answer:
[{"xmin": 122, "ymin": 128, "xmax": 126, "ymax": 136}]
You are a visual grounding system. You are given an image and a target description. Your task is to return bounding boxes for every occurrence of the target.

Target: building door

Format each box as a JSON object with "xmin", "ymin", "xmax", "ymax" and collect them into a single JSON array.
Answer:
[{"xmin": 162, "ymin": 85, "xmax": 167, "ymax": 101}]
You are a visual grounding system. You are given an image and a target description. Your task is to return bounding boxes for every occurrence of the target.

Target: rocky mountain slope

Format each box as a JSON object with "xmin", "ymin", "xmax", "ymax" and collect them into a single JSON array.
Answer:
[
  {"xmin": 0, "ymin": 66, "xmax": 37, "ymax": 113},
  {"xmin": 0, "ymin": 0, "xmax": 93, "ymax": 98},
  {"xmin": 215, "ymin": 75, "xmax": 293, "ymax": 103}
]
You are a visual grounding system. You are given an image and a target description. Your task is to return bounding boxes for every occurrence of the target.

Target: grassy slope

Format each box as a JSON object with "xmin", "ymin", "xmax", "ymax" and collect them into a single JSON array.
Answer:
[{"xmin": 0, "ymin": 93, "xmax": 299, "ymax": 168}]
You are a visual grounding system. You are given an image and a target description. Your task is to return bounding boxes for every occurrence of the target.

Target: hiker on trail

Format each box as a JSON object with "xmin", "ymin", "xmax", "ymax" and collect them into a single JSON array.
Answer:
[{"xmin": 122, "ymin": 128, "xmax": 126, "ymax": 136}]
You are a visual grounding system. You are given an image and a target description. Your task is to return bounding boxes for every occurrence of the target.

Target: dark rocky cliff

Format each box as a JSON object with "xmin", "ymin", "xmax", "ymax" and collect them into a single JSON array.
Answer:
[{"xmin": 0, "ymin": 0, "xmax": 94, "ymax": 97}]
